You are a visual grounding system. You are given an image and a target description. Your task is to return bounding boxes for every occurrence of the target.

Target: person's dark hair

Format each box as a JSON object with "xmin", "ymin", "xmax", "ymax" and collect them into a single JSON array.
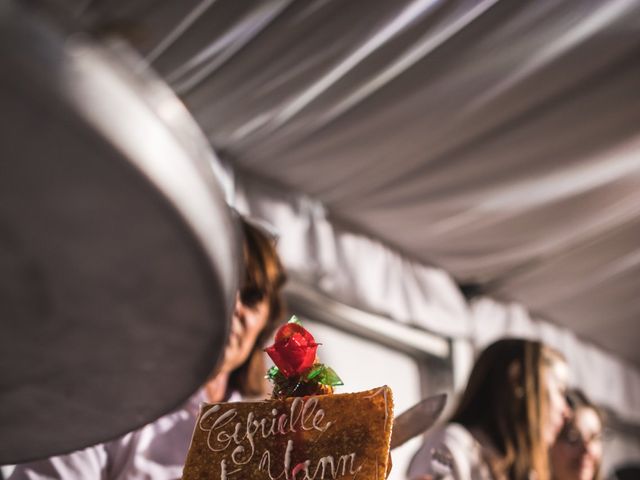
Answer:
[
  {"xmin": 564, "ymin": 389, "xmax": 604, "ymax": 425},
  {"xmin": 227, "ymin": 218, "xmax": 287, "ymax": 397},
  {"xmin": 450, "ymin": 338, "xmax": 566, "ymax": 480},
  {"xmin": 613, "ymin": 464, "xmax": 640, "ymax": 480}
]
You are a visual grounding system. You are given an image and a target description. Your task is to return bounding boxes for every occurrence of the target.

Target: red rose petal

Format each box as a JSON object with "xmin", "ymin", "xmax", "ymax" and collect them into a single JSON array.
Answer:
[{"xmin": 267, "ymin": 323, "xmax": 320, "ymax": 378}]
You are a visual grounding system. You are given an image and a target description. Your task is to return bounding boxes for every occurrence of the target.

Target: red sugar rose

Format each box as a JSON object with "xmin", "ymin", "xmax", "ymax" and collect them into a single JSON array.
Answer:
[{"xmin": 265, "ymin": 323, "xmax": 318, "ymax": 378}]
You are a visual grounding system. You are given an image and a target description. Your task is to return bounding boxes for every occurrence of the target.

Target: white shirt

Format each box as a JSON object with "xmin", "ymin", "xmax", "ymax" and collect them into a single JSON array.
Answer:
[
  {"xmin": 6, "ymin": 389, "xmax": 239, "ymax": 480},
  {"xmin": 407, "ymin": 423, "xmax": 493, "ymax": 480}
]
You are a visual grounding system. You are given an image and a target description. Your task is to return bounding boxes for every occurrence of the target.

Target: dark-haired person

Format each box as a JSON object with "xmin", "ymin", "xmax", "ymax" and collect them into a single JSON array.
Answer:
[
  {"xmin": 550, "ymin": 389, "xmax": 604, "ymax": 480},
  {"xmin": 8, "ymin": 218, "xmax": 287, "ymax": 480},
  {"xmin": 408, "ymin": 338, "xmax": 571, "ymax": 480}
]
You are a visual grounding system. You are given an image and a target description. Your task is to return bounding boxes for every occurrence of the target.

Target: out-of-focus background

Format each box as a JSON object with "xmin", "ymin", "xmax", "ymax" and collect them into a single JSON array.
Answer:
[{"xmin": 2, "ymin": 1, "xmax": 640, "ymax": 478}]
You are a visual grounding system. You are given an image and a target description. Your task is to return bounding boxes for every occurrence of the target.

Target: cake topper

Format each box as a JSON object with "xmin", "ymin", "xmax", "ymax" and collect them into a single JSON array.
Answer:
[{"xmin": 265, "ymin": 316, "xmax": 343, "ymax": 398}]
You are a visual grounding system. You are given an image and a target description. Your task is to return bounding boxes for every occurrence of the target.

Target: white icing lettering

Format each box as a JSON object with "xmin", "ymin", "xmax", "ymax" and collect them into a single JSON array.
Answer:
[
  {"xmin": 199, "ymin": 399, "xmax": 363, "ymax": 479},
  {"xmin": 312, "ymin": 409, "xmax": 331, "ymax": 432},
  {"xmin": 289, "ymin": 452, "xmax": 362, "ymax": 480},
  {"xmin": 200, "ymin": 398, "xmax": 332, "ymax": 455},
  {"xmin": 278, "ymin": 413, "xmax": 289, "ymax": 434},
  {"xmin": 220, "ymin": 458, "xmax": 241, "ymax": 479}
]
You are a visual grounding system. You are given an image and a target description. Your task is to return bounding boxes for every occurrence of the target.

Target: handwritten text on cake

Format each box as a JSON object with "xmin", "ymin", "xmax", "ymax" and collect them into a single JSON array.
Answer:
[{"xmin": 198, "ymin": 397, "xmax": 363, "ymax": 480}]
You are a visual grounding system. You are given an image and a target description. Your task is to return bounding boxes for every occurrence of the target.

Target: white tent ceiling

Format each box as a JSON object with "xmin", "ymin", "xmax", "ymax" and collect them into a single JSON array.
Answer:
[{"xmin": 47, "ymin": 0, "xmax": 640, "ymax": 365}]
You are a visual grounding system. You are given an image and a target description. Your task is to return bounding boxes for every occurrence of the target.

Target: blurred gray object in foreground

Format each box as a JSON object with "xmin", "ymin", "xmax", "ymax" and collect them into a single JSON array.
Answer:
[{"xmin": 0, "ymin": 2, "xmax": 237, "ymax": 463}]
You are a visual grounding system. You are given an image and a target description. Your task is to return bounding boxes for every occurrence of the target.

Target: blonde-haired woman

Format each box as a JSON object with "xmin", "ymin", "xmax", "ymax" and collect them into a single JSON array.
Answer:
[{"xmin": 408, "ymin": 338, "xmax": 570, "ymax": 480}]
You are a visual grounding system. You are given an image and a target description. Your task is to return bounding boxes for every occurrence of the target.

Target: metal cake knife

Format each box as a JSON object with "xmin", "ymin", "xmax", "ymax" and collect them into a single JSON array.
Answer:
[{"xmin": 390, "ymin": 393, "xmax": 447, "ymax": 450}]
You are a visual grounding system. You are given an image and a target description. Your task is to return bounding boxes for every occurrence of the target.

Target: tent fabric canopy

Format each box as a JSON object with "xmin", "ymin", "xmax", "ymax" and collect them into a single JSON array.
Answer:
[
  {"xmin": 233, "ymin": 172, "xmax": 471, "ymax": 338},
  {"xmin": 54, "ymin": 0, "xmax": 640, "ymax": 414},
  {"xmin": 233, "ymin": 172, "xmax": 640, "ymax": 426},
  {"xmin": 90, "ymin": 0, "xmax": 640, "ymax": 364}
]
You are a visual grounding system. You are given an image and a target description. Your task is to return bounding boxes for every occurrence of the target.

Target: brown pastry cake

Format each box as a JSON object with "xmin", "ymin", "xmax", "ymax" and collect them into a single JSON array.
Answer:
[{"xmin": 182, "ymin": 385, "xmax": 394, "ymax": 480}]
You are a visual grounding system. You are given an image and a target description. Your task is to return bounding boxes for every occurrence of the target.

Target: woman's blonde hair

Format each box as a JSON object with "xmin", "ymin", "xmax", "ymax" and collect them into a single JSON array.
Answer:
[
  {"xmin": 227, "ymin": 218, "xmax": 287, "ymax": 397},
  {"xmin": 451, "ymin": 338, "xmax": 566, "ymax": 480}
]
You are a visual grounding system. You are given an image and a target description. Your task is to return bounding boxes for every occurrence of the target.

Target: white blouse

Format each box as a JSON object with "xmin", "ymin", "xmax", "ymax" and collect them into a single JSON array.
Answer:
[
  {"xmin": 6, "ymin": 390, "xmax": 240, "ymax": 480},
  {"xmin": 406, "ymin": 423, "xmax": 494, "ymax": 480}
]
